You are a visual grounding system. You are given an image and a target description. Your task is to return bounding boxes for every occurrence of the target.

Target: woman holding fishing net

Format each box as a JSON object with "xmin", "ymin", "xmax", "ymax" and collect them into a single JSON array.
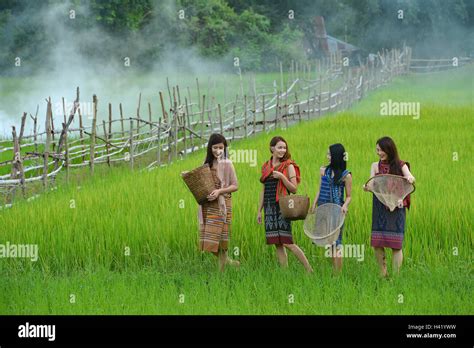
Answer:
[
  {"xmin": 197, "ymin": 133, "xmax": 240, "ymax": 272},
  {"xmin": 257, "ymin": 136, "xmax": 313, "ymax": 273},
  {"xmin": 310, "ymin": 143, "xmax": 352, "ymax": 272},
  {"xmin": 363, "ymin": 136, "xmax": 415, "ymax": 277}
]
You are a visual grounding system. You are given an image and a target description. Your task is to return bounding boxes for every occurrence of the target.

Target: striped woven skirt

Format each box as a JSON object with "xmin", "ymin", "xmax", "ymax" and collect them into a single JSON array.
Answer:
[
  {"xmin": 199, "ymin": 195, "xmax": 232, "ymax": 253},
  {"xmin": 370, "ymin": 195, "xmax": 406, "ymax": 249}
]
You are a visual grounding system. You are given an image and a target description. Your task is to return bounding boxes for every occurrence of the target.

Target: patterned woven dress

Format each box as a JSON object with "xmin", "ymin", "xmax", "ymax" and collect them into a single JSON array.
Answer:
[
  {"xmin": 263, "ymin": 177, "xmax": 293, "ymax": 245},
  {"xmin": 370, "ymin": 160, "xmax": 408, "ymax": 250},
  {"xmin": 316, "ymin": 167, "xmax": 350, "ymax": 246},
  {"xmin": 199, "ymin": 166, "xmax": 232, "ymax": 252}
]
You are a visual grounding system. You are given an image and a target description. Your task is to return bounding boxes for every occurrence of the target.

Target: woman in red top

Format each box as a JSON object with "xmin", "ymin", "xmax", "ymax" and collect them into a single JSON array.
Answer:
[
  {"xmin": 257, "ymin": 136, "xmax": 313, "ymax": 273},
  {"xmin": 364, "ymin": 136, "xmax": 415, "ymax": 277}
]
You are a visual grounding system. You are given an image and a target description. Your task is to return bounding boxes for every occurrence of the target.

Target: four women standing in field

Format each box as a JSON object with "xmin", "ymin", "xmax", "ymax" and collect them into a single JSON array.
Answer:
[{"xmin": 196, "ymin": 133, "xmax": 414, "ymax": 276}]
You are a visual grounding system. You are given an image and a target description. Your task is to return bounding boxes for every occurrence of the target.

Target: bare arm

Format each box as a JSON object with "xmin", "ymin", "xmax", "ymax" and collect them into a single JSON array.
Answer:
[
  {"xmin": 258, "ymin": 186, "xmax": 264, "ymax": 213},
  {"xmin": 219, "ymin": 185, "xmax": 238, "ymax": 194},
  {"xmin": 278, "ymin": 164, "xmax": 298, "ymax": 194},
  {"xmin": 370, "ymin": 162, "xmax": 378, "ymax": 177},
  {"xmin": 364, "ymin": 162, "xmax": 378, "ymax": 191},
  {"xmin": 401, "ymin": 164, "xmax": 415, "ymax": 183},
  {"xmin": 257, "ymin": 185, "xmax": 264, "ymax": 224},
  {"xmin": 312, "ymin": 167, "xmax": 325, "ymax": 209},
  {"xmin": 342, "ymin": 174, "xmax": 352, "ymax": 213}
]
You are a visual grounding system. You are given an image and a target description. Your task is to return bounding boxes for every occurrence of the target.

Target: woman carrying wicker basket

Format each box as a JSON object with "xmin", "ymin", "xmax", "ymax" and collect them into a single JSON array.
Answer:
[
  {"xmin": 197, "ymin": 133, "xmax": 240, "ymax": 272},
  {"xmin": 257, "ymin": 136, "xmax": 313, "ymax": 273}
]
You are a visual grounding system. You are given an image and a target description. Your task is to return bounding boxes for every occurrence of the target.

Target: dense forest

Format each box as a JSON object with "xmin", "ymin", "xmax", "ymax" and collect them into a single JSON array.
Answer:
[{"xmin": 1, "ymin": 0, "xmax": 473, "ymax": 74}]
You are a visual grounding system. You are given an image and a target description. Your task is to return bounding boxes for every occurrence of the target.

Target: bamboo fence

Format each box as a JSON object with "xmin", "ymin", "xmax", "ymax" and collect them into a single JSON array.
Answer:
[{"xmin": 0, "ymin": 46, "xmax": 413, "ymax": 207}]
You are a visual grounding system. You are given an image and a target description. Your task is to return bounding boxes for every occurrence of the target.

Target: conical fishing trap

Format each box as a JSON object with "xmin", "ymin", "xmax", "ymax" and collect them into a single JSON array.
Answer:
[
  {"xmin": 365, "ymin": 174, "xmax": 415, "ymax": 212},
  {"xmin": 303, "ymin": 203, "xmax": 345, "ymax": 246}
]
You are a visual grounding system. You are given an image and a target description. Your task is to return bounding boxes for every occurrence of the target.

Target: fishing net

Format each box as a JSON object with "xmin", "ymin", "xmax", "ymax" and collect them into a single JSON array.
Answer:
[
  {"xmin": 303, "ymin": 203, "xmax": 345, "ymax": 246},
  {"xmin": 365, "ymin": 174, "xmax": 415, "ymax": 212}
]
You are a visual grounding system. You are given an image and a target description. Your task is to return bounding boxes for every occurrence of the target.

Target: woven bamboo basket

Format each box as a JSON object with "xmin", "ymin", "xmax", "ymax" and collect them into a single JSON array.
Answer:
[
  {"xmin": 279, "ymin": 195, "xmax": 310, "ymax": 221},
  {"xmin": 181, "ymin": 164, "xmax": 215, "ymax": 204}
]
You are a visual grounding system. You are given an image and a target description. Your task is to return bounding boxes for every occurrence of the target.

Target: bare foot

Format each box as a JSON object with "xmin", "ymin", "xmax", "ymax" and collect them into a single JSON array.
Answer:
[{"xmin": 226, "ymin": 258, "xmax": 240, "ymax": 267}]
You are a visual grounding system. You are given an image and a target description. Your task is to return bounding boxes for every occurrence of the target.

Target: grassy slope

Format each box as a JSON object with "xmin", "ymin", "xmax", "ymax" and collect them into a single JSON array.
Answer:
[{"xmin": 0, "ymin": 66, "xmax": 473, "ymax": 314}]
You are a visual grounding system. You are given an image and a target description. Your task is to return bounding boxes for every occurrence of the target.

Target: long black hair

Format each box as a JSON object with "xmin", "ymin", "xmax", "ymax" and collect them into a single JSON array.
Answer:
[
  {"xmin": 204, "ymin": 133, "xmax": 228, "ymax": 168},
  {"xmin": 376, "ymin": 136, "xmax": 402, "ymax": 175},
  {"xmin": 328, "ymin": 143, "xmax": 346, "ymax": 183}
]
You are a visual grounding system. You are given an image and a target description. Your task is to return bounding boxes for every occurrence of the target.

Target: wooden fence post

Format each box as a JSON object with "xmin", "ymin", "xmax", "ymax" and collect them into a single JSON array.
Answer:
[
  {"xmin": 89, "ymin": 95, "xmax": 98, "ymax": 175},
  {"xmin": 148, "ymin": 102, "xmax": 153, "ymax": 137},
  {"xmin": 201, "ymin": 95, "xmax": 205, "ymax": 148},
  {"xmin": 102, "ymin": 120, "xmax": 110, "ymax": 167},
  {"xmin": 275, "ymin": 93, "xmax": 279, "ymax": 129},
  {"xmin": 279, "ymin": 61, "xmax": 284, "ymax": 93},
  {"xmin": 50, "ymin": 103, "xmax": 55, "ymax": 147},
  {"xmin": 157, "ymin": 117, "xmax": 161, "ymax": 166},
  {"xmin": 55, "ymin": 87, "xmax": 79, "ymax": 171},
  {"xmin": 218, "ymin": 103, "xmax": 223, "ymax": 135},
  {"xmin": 187, "ymin": 86, "xmax": 193, "ymax": 116},
  {"xmin": 159, "ymin": 91, "xmax": 168, "ymax": 124},
  {"xmin": 63, "ymin": 121, "xmax": 69, "ymax": 184},
  {"xmin": 308, "ymin": 88, "xmax": 311, "ymax": 120},
  {"xmin": 31, "ymin": 104, "xmax": 39, "ymax": 153},
  {"xmin": 232, "ymin": 100, "xmax": 236, "ymax": 141},
  {"xmin": 319, "ymin": 76, "xmax": 323, "ymax": 116},
  {"xmin": 329, "ymin": 73, "xmax": 333, "ymax": 111},
  {"xmin": 174, "ymin": 102, "xmax": 178, "ymax": 160},
  {"xmin": 252, "ymin": 95, "xmax": 257, "ymax": 135},
  {"xmin": 196, "ymin": 78, "xmax": 201, "ymax": 110},
  {"xmin": 185, "ymin": 97, "xmax": 194, "ymax": 152},
  {"xmin": 11, "ymin": 126, "xmax": 25, "ymax": 198},
  {"xmin": 78, "ymin": 102, "xmax": 85, "ymax": 163},
  {"xmin": 136, "ymin": 92, "xmax": 141, "ymax": 134},
  {"xmin": 295, "ymin": 92, "xmax": 301, "ymax": 122},
  {"xmin": 207, "ymin": 96, "xmax": 213, "ymax": 133},
  {"xmin": 120, "ymin": 103, "xmax": 124, "ymax": 138},
  {"xmin": 43, "ymin": 98, "xmax": 52, "ymax": 190},
  {"xmin": 108, "ymin": 103, "xmax": 113, "ymax": 140},
  {"xmin": 166, "ymin": 77, "xmax": 172, "ymax": 108},
  {"xmin": 129, "ymin": 117, "xmax": 134, "ymax": 169},
  {"xmin": 183, "ymin": 106, "xmax": 187, "ymax": 157},
  {"xmin": 244, "ymin": 95, "xmax": 248, "ymax": 138}
]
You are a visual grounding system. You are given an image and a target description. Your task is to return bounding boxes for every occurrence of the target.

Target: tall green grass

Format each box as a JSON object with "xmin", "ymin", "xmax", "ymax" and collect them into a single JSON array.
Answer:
[{"xmin": 0, "ymin": 66, "xmax": 472, "ymax": 314}]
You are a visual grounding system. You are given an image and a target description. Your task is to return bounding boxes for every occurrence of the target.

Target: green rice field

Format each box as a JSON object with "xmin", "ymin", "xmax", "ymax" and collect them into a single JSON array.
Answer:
[{"xmin": 0, "ymin": 66, "xmax": 472, "ymax": 315}]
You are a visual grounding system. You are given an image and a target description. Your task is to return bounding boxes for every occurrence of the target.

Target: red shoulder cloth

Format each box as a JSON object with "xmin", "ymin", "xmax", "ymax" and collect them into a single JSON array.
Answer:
[{"xmin": 260, "ymin": 158, "xmax": 301, "ymax": 202}]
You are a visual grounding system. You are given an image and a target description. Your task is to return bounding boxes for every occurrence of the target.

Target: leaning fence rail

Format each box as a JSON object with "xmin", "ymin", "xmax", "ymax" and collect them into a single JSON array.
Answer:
[{"xmin": 409, "ymin": 57, "xmax": 472, "ymax": 73}]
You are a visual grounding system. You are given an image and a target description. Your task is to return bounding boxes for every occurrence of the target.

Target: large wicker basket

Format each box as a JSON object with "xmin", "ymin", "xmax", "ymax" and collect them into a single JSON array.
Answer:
[
  {"xmin": 279, "ymin": 195, "xmax": 310, "ymax": 221},
  {"xmin": 181, "ymin": 164, "xmax": 216, "ymax": 204}
]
